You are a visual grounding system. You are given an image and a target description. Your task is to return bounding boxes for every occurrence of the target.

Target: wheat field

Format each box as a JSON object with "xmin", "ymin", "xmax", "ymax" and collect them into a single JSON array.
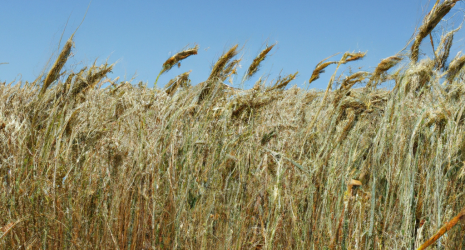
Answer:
[{"xmin": 1, "ymin": 1, "xmax": 465, "ymax": 249}]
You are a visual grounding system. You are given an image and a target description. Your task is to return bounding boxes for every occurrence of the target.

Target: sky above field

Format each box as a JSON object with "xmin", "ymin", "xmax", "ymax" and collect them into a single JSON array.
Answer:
[{"xmin": 1, "ymin": 0, "xmax": 465, "ymax": 90}]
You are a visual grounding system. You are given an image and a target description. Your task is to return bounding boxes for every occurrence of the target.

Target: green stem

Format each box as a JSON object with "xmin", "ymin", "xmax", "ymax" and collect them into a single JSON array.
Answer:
[{"xmin": 154, "ymin": 71, "xmax": 162, "ymax": 89}]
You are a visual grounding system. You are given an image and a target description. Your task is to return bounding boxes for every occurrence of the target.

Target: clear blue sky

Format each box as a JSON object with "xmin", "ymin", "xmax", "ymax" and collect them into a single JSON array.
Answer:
[{"xmin": 1, "ymin": 0, "xmax": 464, "ymax": 90}]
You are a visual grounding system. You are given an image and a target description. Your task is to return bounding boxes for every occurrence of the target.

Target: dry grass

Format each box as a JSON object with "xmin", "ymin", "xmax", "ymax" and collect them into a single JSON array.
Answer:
[{"xmin": 1, "ymin": 1, "xmax": 465, "ymax": 249}]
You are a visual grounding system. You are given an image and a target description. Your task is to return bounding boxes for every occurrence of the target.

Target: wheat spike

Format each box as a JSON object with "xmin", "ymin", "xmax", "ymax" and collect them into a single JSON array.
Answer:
[
  {"xmin": 40, "ymin": 35, "xmax": 74, "ymax": 97},
  {"xmin": 154, "ymin": 45, "xmax": 198, "ymax": 87},
  {"xmin": 245, "ymin": 44, "xmax": 275, "ymax": 80},
  {"xmin": 410, "ymin": 0, "xmax": 458, "ymax": 63}
]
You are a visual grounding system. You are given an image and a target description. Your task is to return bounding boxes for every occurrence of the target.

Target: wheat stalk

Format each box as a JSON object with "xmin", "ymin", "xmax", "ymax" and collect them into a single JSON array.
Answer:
[
  {"xmin": 40, "ymin": 35, "xmax": 74, "ymax": 97},
  {"xmin": 410, "ymin": 0, "xmax": 458, "ymax": 63},
  {"xmin": 154, "ymin": 45, "xmax": 198, "ymax": 87},
  {"xmin": 245, "ymin": 44, "xmax": 275, "ymax": 80}
]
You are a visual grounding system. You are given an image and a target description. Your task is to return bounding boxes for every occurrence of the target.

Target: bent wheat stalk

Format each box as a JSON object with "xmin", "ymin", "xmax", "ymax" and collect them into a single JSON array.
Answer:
[
  {"xmin": 154, "ymin": 45, "xmax": 198, "ymax": 87},
  {"xmin": 417, "ymin": 207, "xmax": 465, "ymax": 250},
  {"xmin": 410, "ymin": 0, "xmax": 458, "ymax": 63}
]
